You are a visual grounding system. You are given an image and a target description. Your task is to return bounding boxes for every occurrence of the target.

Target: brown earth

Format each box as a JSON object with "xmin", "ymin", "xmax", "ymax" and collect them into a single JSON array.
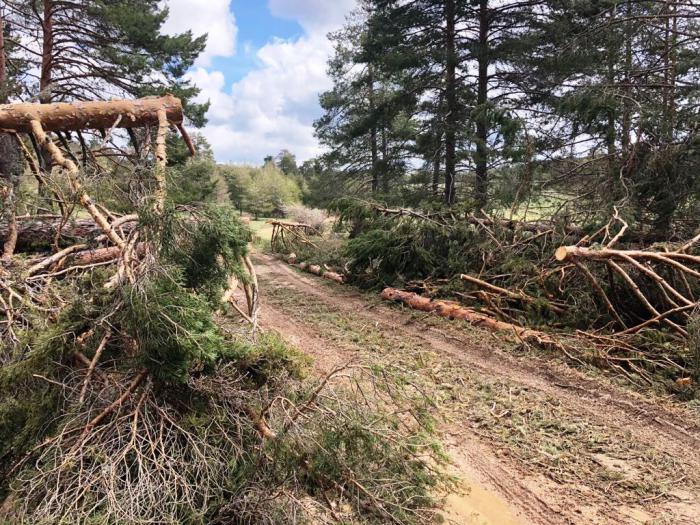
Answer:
[{"xmin": 253, "ymin": 253, "xmax": 700, "ymax": 525}]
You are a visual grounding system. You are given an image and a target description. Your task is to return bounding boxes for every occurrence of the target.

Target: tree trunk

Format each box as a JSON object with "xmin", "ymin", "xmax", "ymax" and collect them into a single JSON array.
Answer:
[
  {"xmin": 381, "ymin": 126, "xmax": 389, "ymax": 193},
  {"xmin": 443, "ymin": 0, "xmax": 457, "ymax": 206},
  {"xmin": 663, "ymin": 0, "xmax": 677, "ymax": 140},
  {"xmin": 432, "ymin": 141, "xmax": 441, "ymax": 197},
  {"xmin": 0, "ymin": 10, "xmax": 6, "ymax": 100},
  {"xmin": 474, "ymin": 0, "xmax": 490, "ymax": 209},
  {"xmin": 368, "ymin": 68, "xmax": 379, "ymax": 193},
  {"xmin": 0, "ymin": 216, "xmax": 137, "ymax": 251},
  {"xmin": 0, "ymin": 95, "xmax": 185, "ymax": 133},
  {"xmin": 605, "ymin": 9, "xmax": 618, "ymax": 199},
  {"xmin": 0, "ymin": 11, "xmax": 22, "ymax": 260},
  {"xmin": 621, "ymin": 0, "xmax": 632, "ymax": 152},
  {"xmin": 380, "ymin": 288, "xmax": 567, "ymax": 352},
  {"xmin": 40, "ymin": 0, "xmax": 53, "ymax": 103}
]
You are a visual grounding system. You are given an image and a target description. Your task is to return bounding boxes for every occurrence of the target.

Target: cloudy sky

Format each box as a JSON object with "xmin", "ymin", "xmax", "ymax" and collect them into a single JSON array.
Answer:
[{"xmin": 162, "ymin": 0, "xmax": 357, "ymax": 164}]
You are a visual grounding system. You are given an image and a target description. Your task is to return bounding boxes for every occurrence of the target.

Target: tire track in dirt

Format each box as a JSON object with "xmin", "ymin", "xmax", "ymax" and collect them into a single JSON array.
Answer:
[{"xmin": 255, "ymin": 254, "xmax": 700, "ymax": 525}]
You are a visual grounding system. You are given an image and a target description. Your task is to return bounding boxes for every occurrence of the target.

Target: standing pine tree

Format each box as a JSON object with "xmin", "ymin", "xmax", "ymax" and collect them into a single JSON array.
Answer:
[
  {"xmin": 315, "ymin": 2, "xmax": 416, "ymax": 199},
  {"xmin": 532, "ymin": 0, "xmax": 699, "ymax": 234}
]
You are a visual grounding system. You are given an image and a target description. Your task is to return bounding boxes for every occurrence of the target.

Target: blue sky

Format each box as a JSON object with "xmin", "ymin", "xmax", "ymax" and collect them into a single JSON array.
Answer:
[
  {"xmin": 209, "ymin": 3, "xmax": 302, "ymax": 84},
  {"xmin": 162, "ymin": 0, "xmax": 357, "ymax": 164}
]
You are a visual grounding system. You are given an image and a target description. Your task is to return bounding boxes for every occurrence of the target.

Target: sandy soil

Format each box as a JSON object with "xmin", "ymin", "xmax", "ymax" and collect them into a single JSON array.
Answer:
[{"xmin": 253, "ymin": 253, "xmax": 700, "ymax": 525}]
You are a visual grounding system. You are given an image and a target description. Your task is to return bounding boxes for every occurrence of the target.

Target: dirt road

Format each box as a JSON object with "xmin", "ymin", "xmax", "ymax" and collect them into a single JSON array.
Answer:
[{"xmin": 254, "ymin": 254, "xmax": 700, "ymax": 525}]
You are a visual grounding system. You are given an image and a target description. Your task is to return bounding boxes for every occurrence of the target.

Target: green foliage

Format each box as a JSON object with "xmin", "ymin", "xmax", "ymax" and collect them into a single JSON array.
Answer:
[
  {"xmin": 0, "ymin": 291, "xmax": 108, "ymax": 473},
  {"xmin": 166, "ymin": 157, "xmax": 218, "ymax": 206},
  {"xmin": 119, "ymin": 272, "xmax": 230, "ymax": 382},
  {"xmin": 223, "ymin": 331, "xmax": 312, "ymax": 387},
  {"xmin": 274, "ymin": 149, "xmax": 300, "ymax": 177},
  {"xmin": 145, "ymin": 204, "xmax": 250, "ymax": 304},
  {"xmin": 5, "ymin": 0, "xmax": 207, "ymax": 118},
  {"xmin": 166, "ymin": 132, "xmax": 214, "ymax": 167},
  {"xmin": 221, "ymin": 162, "xmax": 302, "ymax": 218},
  {"xmin": 259, "ymin": 381, "xmax": 451, "ymax": 525}
]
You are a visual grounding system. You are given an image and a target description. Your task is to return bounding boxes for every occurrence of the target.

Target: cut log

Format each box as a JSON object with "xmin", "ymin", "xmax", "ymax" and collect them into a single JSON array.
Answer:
[
  {"xmin": 322, "ymin": 271, "xmax": 345, "ymax": 284},
  {"xmin": 70, "ymin": 244, "xmax": 145, "ymax": 266},
  {"xmin": 380, "ymin": 288, "xmax": 567, "ymax": 352},
  {"xmin": 1, "ymin": 217, "xmax": 137, "ymax": 250},
  {"xmin": 0, "ymin": 95, "xmax": 184, "ymax": 133}
]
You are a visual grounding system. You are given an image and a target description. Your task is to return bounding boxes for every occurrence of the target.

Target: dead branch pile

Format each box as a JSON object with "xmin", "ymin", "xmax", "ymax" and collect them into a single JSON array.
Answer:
[
  {"xmin": 0, "ymin": 96, "xmax": 256, "ymax": 517},
  {"xmin": 555, "ymin": 244, "xmax": 700, "ymax": 337},
  {"xmin": 298, "ymin": 199, "xmax": 700, "ymax": 386}
]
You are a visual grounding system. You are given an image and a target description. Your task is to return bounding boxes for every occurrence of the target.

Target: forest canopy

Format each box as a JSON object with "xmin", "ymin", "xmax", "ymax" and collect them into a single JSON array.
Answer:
[{"xmin": 312, "ymin": 0, "xmax": 699, "ymax": 237}]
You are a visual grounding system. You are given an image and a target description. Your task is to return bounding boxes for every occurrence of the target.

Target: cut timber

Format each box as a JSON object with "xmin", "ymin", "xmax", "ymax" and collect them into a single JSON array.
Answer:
[
  {"xmin": 25, "ymin": 244, "xmax": 147, "ymax": 277},
  {"xmin": 286, "ymin": 257, "xmax": 345, "ymax": 283},
  {"xmin": 1, "ymin": 216, "xmax": 137, "ymax": 250},
  {"xmin": 323, "ymin": 271, "xmax": 345, "ymax": 284},
  {"xmin": 0, "ymin": 95, "xmax": 184, "ymax": 133},
  {"xmin": 380, "ymin": 288, "xmax": 567, "ymax": 352}
]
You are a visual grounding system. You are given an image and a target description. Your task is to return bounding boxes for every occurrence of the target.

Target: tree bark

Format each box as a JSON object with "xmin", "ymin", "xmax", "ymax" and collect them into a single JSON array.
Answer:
[
  {"xmin": 0, "ymin": 11, "xmax": 22, "ymax": 260},
  {"xmin": 621, "ymin": 0, "xmax": 632, "ymax": 152},
  {"xmin": 0, "ymin": 95, "xmax": 185, "ymax": 133},
  {"xmin": 432, "ymin": 142, "xmax": 441, "ymax": 197},
  {"xmin": 0, "ymin": 216, "xmax": 137, "ymax": 251},
  {"xmin": 0, "ymin": 10, "xmax": 6, "ymax": 98},
  {"xmin": 381, "ymin": 287, "xmax": 567, "ymax": 352},
  {"xmin": 443, "ymin": 0, "xmax": 457, "ymax": 206},
  {"xmin": 40, "ymin": 0, "xmax": 53, "ymax": 103},
  {"xmin": 368, "ymin": 68, "xmax": 379, "ymax": 193},
  {"xmin": 474, "ymin": 0, "xmax": 490, "ymax": 208},
  {"xmin": 381, "ymin": 126, "xmax": 389, "ymax": 193}
]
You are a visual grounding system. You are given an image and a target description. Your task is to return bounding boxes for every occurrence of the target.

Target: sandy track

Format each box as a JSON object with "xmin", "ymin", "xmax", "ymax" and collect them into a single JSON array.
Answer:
[{"xmin": 254, "ymin": 254, "xmax": 700, "ymax": 525}]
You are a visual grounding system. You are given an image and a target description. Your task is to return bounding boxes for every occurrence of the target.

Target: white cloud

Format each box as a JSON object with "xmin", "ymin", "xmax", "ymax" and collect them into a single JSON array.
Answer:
[
  {"xmin": 186, "ymin": 2, "xmax": 358, "ymax": 164},
  {"xmin": 268, "ymin": 0, "xmax": 356, "ymax": 31},
  {"xmin": 162, "ymin": 0, "xmax": 237, "ymax": 67}
]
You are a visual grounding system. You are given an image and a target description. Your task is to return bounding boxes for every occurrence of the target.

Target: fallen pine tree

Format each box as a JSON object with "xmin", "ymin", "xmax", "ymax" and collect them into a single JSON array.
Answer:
[
  {"xmin": 380, "ymin": 287, "xmax": 568, "ymax": 352},
  {"xmin": 1, "ymin": 215, "xmax": 138, "ymax": 251},
  {"xmin": 281, "ymin": 253, "xmax": 693, "ymax": 388},
  {"xmin": 0, "ymin": 97, "xmax": 450, "ymax": 524},
  {"xmin": 271, "ymin": 200, "xmax": 700, "ymax": 391}
]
